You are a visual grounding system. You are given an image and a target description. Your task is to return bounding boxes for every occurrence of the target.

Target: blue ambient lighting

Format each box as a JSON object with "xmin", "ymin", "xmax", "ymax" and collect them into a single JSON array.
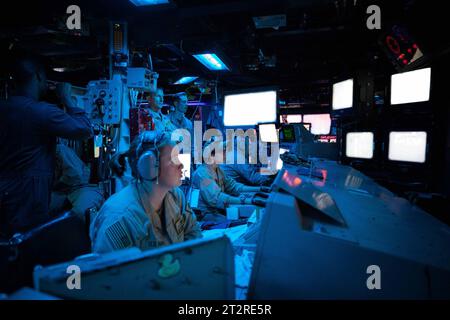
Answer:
[
  {"xmin": 174, "ymin": 76, "xmax": 198, "ymax": 85},
  {"xmin": 192, "ymin": 53, "xmax": 229, "ymax": 71},
  {"xmin": 129, "ymin": 0, "xmax": 170, "ymax": 7}
]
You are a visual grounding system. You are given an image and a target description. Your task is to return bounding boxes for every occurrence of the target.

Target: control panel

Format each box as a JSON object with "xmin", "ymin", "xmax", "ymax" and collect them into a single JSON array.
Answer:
[
  {"xmin": 126, "ymin": 68, "xmax": 158, "ymax": 92},
  {"xmin": 86, "ymin": 79, "xmax": 123, "ymax": 125}
]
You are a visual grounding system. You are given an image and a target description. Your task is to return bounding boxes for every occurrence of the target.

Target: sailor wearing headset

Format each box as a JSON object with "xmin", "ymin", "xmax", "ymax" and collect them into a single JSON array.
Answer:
[{"xmin": 90, "ymin": 130, "xmax": 202, "ymax": 253}]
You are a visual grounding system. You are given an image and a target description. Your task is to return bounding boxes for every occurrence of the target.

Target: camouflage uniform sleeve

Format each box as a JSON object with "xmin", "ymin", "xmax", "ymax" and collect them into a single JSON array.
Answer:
[
  {"xmin": 220, "ymin": 167, "xmax": 245, "ymax": 196},
  {"xmin": 220, "ymin": 165, "xmax": 241, "ymax": 183},
  {"xmin": 193, "ymin": 167, "xmax": 233, "ymax": 209},
  {"xmin": 239, "ymin": 165, "xmax": 271, "ymax": 186},
  {"xmin": 90, "ymin": 207, "xmax": 137, "ymax": 253},
  {"xmin": 56, "ymin": 143, "xmax": 90, "ymax": 186}
]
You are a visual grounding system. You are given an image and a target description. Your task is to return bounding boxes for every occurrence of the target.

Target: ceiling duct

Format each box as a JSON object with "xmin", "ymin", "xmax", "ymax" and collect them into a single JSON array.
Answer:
[{"xmin": 252, "ymin": 14, "xmax": 286, "ymax": 30}]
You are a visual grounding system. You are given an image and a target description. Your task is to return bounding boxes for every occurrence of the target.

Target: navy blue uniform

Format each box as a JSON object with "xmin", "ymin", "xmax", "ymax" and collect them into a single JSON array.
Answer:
[{"xmin": 0, "ymin": 96, "xmax": 92, "ymax": 237}]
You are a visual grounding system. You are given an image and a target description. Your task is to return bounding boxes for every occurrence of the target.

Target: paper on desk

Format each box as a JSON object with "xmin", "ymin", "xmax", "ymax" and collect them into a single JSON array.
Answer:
[
  {"xmin": 202, "ymin": 224, "xmax": 248, "ymax": 243},
  {"xmin": 235, "ymin": 250, "xmax": 255, "ymax": 288}
]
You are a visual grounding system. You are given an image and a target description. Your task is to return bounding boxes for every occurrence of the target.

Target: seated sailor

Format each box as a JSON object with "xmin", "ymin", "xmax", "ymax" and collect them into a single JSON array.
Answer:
[
  {"xmin": 90, "ymin": 131, "xmax": 202, "ymax": 253},
  {"xmin": 192, "ymin": 139, "xmax": 269, "ymax": 223},
  {"xmin": 221, "ymin": 138, "xmax": 273, "ymax": 186},
  {"xmin": 49, "ymin": 142, "xmax": 104, "ymax": 220}
]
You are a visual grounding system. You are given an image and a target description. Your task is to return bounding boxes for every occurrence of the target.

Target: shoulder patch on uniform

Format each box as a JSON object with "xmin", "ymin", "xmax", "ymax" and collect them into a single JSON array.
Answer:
[{"xmin": 106, "ymin": 219, "xmax": 133, "ymax": 250}]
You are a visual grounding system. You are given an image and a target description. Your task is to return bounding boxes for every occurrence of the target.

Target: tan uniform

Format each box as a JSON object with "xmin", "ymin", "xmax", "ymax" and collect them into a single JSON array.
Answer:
[
  {"xmin": 169, "ymin": 112, "xmax": 193, "ymax": 131},
  {"xmin": 148, "ymin": 109, "xmax": 177, "ymax": 133},
  {"xmin": 221, "ymin": 164, "xmax": 272, "ymax": 186},
  {"xmin": 50, "ymin": 144, "xmax": 104, "ymax": 220},
  {"xmin": 90, "ymin": 182, "xmax": 202, "ymax": 253},
  {"xmin": 192, "ymin": 164, "xmax": 245, "ymax": 222}
]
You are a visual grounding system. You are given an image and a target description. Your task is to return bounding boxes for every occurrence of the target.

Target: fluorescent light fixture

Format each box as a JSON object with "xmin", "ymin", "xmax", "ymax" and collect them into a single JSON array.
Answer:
[
  {"xmin": 178, "ymin": 153, "xmax": 191, "ymax": 180},
  {"xmin": 388, "ymin": 131, "xmax": 427, "ymax": 163},
  {"xmin": 390, "ymin": 68, "xmax": 431, "ymax": 105},
  {"xmin": 259, "ymin": 123, "xmax": 278, "ymax": 143},
  {"xmin": 224, "ymin": 90, "xmax": 277, "ymax": 126},
  {"xmin": 280, "ymin": 114, "xmax": 302, "ymax": 124},
  {"xmin": 332, "ymin": 79, "xmax": 353, "ymax": 110},
  {"xmin": 276, "ymin": 148, "xmax": 289, "ymax": 170},
  {"xmin": 303, "ymin": 114, "xmax": 331, "ymax": 135},
  {"xmin": 53, "ymin": 68, "xmax": 67, "ymax": 73},
  {"xmin": 174, "ymin": 76, "xmax": 198, "ymax": 85},
  {"xmin": 129, "ymin": 0, "xmax": 169, "ymax": 6},
  {"xmin": 346, "ymin": 132, "xmax": 374, "ymax": 159},
  {"xmin": 192, "ymin": 53, "xmax": 229, "ymax": 71}
]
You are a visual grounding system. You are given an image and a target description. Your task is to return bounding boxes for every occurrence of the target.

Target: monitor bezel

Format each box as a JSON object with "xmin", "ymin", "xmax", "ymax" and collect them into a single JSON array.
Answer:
[{"xmin": 388, "ymin": 67, "xmax": 432, "ymax": 109}]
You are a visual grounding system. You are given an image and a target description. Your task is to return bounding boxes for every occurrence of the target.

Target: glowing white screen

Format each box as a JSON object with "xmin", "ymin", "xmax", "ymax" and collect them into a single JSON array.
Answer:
[
  {"xmin": 332, "ymin": 79, "xmax": 353, "ymax": 110},
  {"xmin": 388, "ymin": 131, "xmax": 427, "ymax": 163},
  {"xmin": 303, "ymin": 114, "xmax": 331, "ymax": 135},
  {"xmin": 259, "ymin": 124, "xmax": 278, "ymax": 143},
  {"xmin": 391, "ymin": 68, "xmax": 431, "ymax": 105},
  {"xmin": 224, "ymin": 91, "xmax": 277, "ymax": 126},
  {"xmin": 276, "ymin": 148, "xmax": 289, "ymax": 170},
  {"xmin": 346, "ymin": 132, "xmax": 374, "ymax": 159},
  {"xmin": 178, "ymin": 154, "xmax": 191, "ymax": 180},
  {"xmin": 280, "ymin": 114, "xmax": 302, "ymax": 124}
]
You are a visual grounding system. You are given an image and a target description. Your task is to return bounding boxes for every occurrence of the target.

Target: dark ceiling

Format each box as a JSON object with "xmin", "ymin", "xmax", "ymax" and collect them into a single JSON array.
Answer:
[{"xmin": 0, "ymin": 0, "xmax": 447, "ymax": 106}]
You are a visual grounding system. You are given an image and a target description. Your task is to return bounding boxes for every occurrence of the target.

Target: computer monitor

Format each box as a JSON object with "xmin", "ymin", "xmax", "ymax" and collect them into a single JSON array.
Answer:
[
  {"xmin": 332, "ymin": 79, "xmax": 353, "ymax": 110},
  {"xmin": 33, "ymin": 236, "xmax": 235, "ymax": 299},
  {"xmin": 390, "ymin": 68, "xmax": 431, "ymax": 105},
  {"xmin": 279, "ymin": 125, "xmax": 296, "ymax": 143},
  {"xmin": 303, "ymin": 114, "xmax": 331, "ymax": 135},
  {"xmin": 388, "ymin": 131, "xmax": 427, "ymax": 163},
  {"xmin": 178, "ymin": 153, "xmax": 191, "ymax": 180},
  {"xmin": 259, "ymin": 123, "xmax": 278, "ymax": 143},
  {"xmin": 223, "ymin": 90, "xmax": 277, "ymax": 126},
  {"xmin": 279, "ymin": 114, "xmax": 302, "ymax": 124},
  {"xmin": 345, "ymin": 132, "xmax": 374, "ymax": 159}
]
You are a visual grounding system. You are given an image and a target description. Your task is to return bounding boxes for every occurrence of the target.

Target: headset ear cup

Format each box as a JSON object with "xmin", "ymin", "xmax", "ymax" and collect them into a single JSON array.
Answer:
[{"xmin": 137, "ymin": 150, "xmax": 158, "ymax": 180}]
